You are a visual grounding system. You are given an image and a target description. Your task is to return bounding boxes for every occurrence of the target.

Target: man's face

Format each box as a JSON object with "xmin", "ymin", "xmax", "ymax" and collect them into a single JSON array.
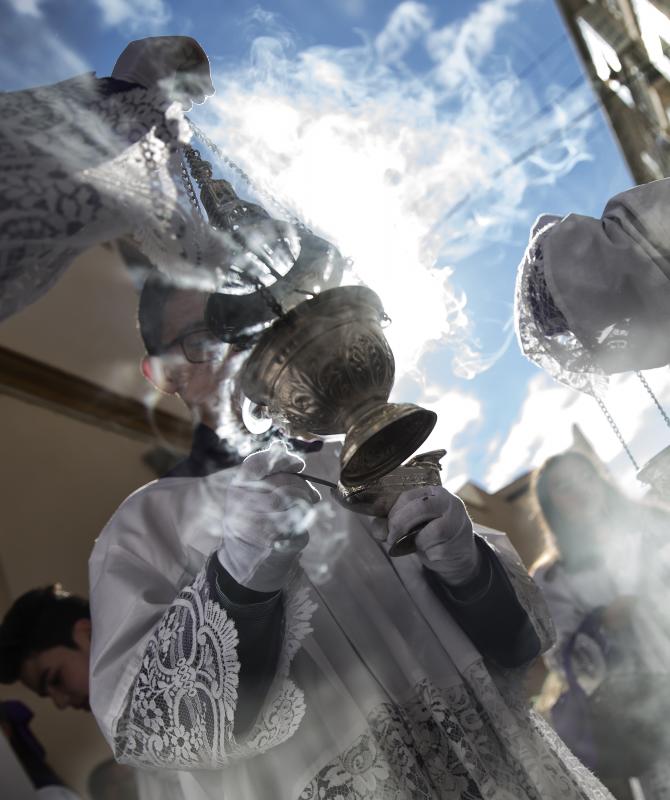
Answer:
[
  {"xmin": 19, "ymin": 620, "xmax": 91, "ymax": 712},
  {"xmin": 152, "ymin": 289, "xmax": 241, "ymax": 419}
]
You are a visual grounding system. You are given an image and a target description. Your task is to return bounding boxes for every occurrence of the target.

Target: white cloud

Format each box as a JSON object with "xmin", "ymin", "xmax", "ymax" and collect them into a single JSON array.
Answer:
[
  {"xmin": 403, "ymin": 383, "xmax": 484, "ymax": 491},
  {"xmin": 92, "ymin": 0, "xmax": 171, "ymax": 31},
  {"xmin": 485, "ymin": 368, "xmax": 670, "ymax": 493},
  {"xmin": 420, "ymin": 385, "xmax": 482, "ymax": 453},
  {"xmin": 6, "ymin": 0, "xmax": 43, "ymax": 16},
  {"xmin": 195, "ymin": 0, "xmax": 592, "ymax": 381}
]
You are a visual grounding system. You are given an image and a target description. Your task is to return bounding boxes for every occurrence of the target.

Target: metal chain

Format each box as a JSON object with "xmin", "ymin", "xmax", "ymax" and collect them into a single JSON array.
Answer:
[
  {"xmin": 180, "ymin": 155, "xmax": 204, "ymax": 219},
  {"xmin": 594, "ymin": 393, "xmax": 639, "ymax": 471},
  {"xmin": 636, "ymin": 371, "xmax": 670, "ymax": 430},
  {"xmin": 185, "ymin": 117, "xmax": 313, "ymax": 233},
  {"xmin": 140, "ymin": 138, "xmax": 170, "ymax": 226},
  {"xmin": 184, "ymin": 118, "xmax": 355, "ymax": 272},
  {"xmin": 180, "ymin": 145, "xmax": 283, "ymax": 308},
  {"xmin": 175, "ymin": 153, "xmax": 205, "ymax": 268},
  {"xmin": 181, "ymin": 119, "xmax": 360, "ymax": 330}
]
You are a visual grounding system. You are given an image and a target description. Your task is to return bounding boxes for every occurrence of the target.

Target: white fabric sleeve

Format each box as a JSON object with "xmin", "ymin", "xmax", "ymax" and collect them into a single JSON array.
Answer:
[
  {"xmin": 516, "ymin": 178, "xmax": 670, "ymax": 384},
  {"xmin": 89, "ymin": 477, "xmax": 316, "ymax": 771},
  {"xmin": 110, "ymin": 565, "xmax": 311, "ymax": 769},
  {"xmin": 0, "ymin": 72, "xmax": 210, "ymax": 323}
]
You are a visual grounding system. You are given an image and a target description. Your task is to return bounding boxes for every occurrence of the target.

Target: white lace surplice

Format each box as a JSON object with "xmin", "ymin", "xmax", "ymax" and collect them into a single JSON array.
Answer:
[
  {"xmin": 0, "ymin": 73, "xmax": 214, "ymax": 322},
  {"xmin": 89, "ymin": 445, "xmax": 613, "ymax": 800}
]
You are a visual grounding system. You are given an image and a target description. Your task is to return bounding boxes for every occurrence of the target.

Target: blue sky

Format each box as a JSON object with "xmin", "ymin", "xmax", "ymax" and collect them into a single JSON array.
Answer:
[{"xmin": 5, "ymin": 0, "xmax": 667, "ymax": 492}]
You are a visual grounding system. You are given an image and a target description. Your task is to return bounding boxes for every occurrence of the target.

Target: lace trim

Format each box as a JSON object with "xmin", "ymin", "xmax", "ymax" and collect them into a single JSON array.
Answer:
[
  {"xmin": 277, "ymin": 583, "xmax": 319, "ymax": 678},
  {"xmin": 514, "ymin": 218, "xmax": 607, "ymax": 396},
  {"xmin": 299, "ymin": 670, "xmax": 613, "ymax": 799},
  {"xmin": 0, "ymin": 73, "xmax": 212, "ymax": 321},
  {"xmin": 113, "ymin": 569, "xmax": 317, "ymax": 769}
]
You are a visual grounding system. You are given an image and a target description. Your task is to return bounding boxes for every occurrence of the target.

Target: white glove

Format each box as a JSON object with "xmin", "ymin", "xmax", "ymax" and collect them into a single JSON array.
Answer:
[
  {"xmin": 217, "ymin": 443, "xmax": 320, "ymax": 593},
  {"xmin": 381, "ymin": 486, "xmax": 480, "ymax": 586}
]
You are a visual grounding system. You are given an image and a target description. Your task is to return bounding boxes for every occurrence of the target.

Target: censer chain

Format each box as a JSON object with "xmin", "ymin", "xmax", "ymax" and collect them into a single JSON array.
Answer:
[
  {"xmin": 185, "ymin": 118, "xmax": 313, "ymax": 236},
  {"xmin": 636, "ymin": 371, "xmax": 670, "ymax": 430},
  {"xmin": 594, "ymin": 393, "xmax": 640, "ymax": 472},
  {"xmin": 185, "ymin": 118, "xmax": 356, "ymax": 271}
]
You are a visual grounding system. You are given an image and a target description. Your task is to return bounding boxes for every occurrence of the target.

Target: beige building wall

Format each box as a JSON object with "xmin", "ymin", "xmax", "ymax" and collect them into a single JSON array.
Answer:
[
  {"xmin": 0, "ymin": 246, "xmax": 186, "ymax": 797},
  {"xmin": 457, "ymin": 425, "xmax": 603, "ymax": 569},
  {"xmin": 0, "ymin": 395, "xmax": 158, "ymax": 796}
]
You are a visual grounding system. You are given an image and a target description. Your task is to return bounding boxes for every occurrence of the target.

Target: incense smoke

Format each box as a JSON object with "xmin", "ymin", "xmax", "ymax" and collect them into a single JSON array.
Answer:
[{"xmin": 193, "ymin": 0, "xmax": 594, "ymax": 387}]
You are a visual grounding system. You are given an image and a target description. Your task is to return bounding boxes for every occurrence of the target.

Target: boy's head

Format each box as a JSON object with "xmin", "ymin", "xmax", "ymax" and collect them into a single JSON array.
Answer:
[
  {"xmin": 138, "ymin": 270, "xmax": 243, "ymax": 426},
  {"xmin": 0, "ymin": 585, "xmax": 91, "ymax": 711}
]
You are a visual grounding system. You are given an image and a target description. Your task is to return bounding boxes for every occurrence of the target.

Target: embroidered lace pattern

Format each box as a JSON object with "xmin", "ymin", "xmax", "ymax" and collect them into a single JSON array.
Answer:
[
  {"xmin": 514, "ymin": 218, "xmax": 607, "ymax": 396},
  {"xmin": 113, "ymin": 568, "xmax": 316, "ymax": 769},
  {"xmin": 0, "ymin": 73, "xmax": 210, "ymax": 321},
  {"xmin": 299, "ymin": 670, "xmax": 614, "ymax": 800}
]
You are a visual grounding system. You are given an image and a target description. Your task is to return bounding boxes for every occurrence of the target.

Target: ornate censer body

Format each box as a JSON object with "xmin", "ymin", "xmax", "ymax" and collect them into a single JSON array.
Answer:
[
  {"xmin": 240, "ymin": 285, "xmax": 437, "ymax": 487},
  {"xmin": 182, "ymin": 138, "xmax": 444, "ymax": 551}
]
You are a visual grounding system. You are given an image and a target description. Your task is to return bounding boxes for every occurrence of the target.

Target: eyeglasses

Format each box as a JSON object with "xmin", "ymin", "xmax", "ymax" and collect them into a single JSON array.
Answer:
[{"xmin": 160, "ymin": 328, "xmax": 227, "ymax": 364}]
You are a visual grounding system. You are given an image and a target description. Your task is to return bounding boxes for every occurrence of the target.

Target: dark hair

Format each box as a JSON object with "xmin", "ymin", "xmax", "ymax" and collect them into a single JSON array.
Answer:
[
  {"xmin": 0, "ymin": 585, "xmax": 90, "ymax": 684},
  {"xmin": 137, "ymin": 269, "xmax": 178, "ymax": 356}
]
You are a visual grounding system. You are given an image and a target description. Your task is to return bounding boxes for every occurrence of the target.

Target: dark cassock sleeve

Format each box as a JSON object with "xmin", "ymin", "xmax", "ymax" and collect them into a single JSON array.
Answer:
[
  {"xmin": 424, "ymin": 536, "xmax": 542, "ymax": 668},
  {"xmin": 206, "ymin": 556, "xmax": 284, "ymax": 736}
]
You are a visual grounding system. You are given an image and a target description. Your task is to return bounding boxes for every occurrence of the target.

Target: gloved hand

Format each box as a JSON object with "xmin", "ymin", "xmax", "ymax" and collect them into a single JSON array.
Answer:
[
  {"xmin": 217, "ymin": 443, "xmax": 320, "ymax": 593},
  {"xmin": 379, "ymin": 486, "xmax": 480, "ymax": 586}
]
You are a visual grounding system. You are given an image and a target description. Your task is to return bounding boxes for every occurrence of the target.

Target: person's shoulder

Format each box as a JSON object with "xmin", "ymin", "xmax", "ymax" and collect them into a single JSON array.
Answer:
[
  {"xmin": 114, "ymin": 467, "xmax": 240, "ymax": 509},
  {"xmin": 92, "ymin": 476, "xmax": 200, "ymax": 546},
  {"xmin": 108, "ymin": 475, "xmax": 186, "ymax": 514},
  {"xmin": 92, "ymin": 465, "xmax": 241, "ymax": 555}
]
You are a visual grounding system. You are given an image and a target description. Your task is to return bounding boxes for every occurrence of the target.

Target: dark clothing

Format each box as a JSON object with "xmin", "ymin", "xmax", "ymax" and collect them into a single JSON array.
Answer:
[
  {"xmin": 207, "ymin": 556, "xmax": 284, "ymax": 736},
  {"xmin": 428, "ymin": 536, "xmax": 541, "ymax": 668},
  {"xmin": 0, "ymin": 701, "xmax": 65, "ymax": 789},
  {"xmin": 165, "ymin": 423, "xmax": 242, "ymax": 478}
]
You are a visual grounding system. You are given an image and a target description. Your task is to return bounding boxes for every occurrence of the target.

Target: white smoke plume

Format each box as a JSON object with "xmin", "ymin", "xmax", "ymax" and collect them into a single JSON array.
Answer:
[{"xmin": 192, "ymin": 0, "xmax": 595, "ymax": 383}]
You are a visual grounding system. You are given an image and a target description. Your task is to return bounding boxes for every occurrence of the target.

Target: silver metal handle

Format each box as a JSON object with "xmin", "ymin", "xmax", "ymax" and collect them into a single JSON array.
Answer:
[
  {"xmin": 297, "ymin": 472, "xmax": 337, "ymax": 490},
  {"xmin": 294, "ymin": 472, "xmax": 421, "ymax": 558},
  {"xmin": 387, "ymin": 524, "xmax": 423, "ymax": 557}
]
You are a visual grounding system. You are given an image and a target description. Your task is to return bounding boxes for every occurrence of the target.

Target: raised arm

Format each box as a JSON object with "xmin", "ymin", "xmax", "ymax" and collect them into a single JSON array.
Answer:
[
  {"xmin": 89, "ymin": 445, "xmax": 318, "ymax": 769},
  {"xmin": 0, "ymin": 36, "xmax": 213, "ymax": 322},
  {"xmin": 380, "ymin": 488, "xmax": 555, "ymax": 668}
]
